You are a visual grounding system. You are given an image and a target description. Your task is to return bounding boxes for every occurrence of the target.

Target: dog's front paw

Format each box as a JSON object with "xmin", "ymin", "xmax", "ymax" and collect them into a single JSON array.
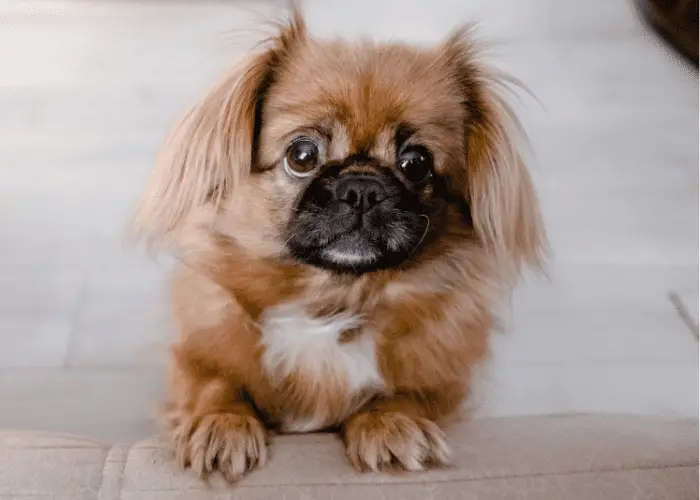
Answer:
[
  {"xmin": 343, "ymin": 411, "xmax": 451, "ymax": 472},
  {"xmin": 171, "ymin": 412, "xmax": 268, "ymax": 482}
]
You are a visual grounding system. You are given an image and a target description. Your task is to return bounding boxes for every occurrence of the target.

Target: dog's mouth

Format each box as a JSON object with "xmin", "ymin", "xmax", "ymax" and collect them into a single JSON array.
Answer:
[
  {"xmin": 321, "ymin": 231, "xmax": 381, "ymax": 264},
  {"xmin": 286, "ymin": 202, "xmax": 429, "ymax": 274},
  {"xmin": 316, "ymin": 229, "xmax": 388, "ymax": 271},
  {"xmin": 288, "ymin": 226, "xmax": 424, "ymax": 274},
  {"xmin": 284, "ymin": 161, "xmax": 433, "ymax": 274}
]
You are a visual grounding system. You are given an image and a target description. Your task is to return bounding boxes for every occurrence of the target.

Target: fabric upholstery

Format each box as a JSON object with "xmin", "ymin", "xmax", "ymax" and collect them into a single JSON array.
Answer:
[{"xmin": 0, "ymin": 414, "xmax": 696, "ymax": 500}]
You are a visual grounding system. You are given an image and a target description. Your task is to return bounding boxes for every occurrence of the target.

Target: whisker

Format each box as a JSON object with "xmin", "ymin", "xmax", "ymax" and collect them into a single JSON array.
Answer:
[
  {"xmin": 408, "ymin": 215, "xmax": 431, "ymax": 257},
  {"xmin": 283, "ymin": 230, "xmax": 299, "ymax": 248}
]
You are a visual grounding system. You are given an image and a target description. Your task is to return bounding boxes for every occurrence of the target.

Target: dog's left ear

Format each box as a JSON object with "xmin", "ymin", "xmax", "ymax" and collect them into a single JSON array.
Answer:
[
  {"xmin": 131, "ymin": 9, "xmax": 307, "ymax": 248},
  {"xmin": 440, "ymin": 28, "xmax": 547, "ymax": 280}
]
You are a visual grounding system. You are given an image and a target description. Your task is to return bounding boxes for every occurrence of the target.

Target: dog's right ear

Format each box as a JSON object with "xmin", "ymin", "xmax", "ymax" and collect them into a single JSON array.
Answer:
[
  {"xmin": 439, "ymin": 27, "xmax": 547, "ymax": 281},
  {"xmin": 130, "ymin": 9, "xmax": 307, "ymax": 248}
]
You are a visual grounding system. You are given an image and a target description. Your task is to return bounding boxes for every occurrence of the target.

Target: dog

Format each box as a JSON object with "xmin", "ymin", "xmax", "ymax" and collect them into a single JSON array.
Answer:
[{"xmin": 132, "ymin": 7, "xmax": 546, "ymax": 482}]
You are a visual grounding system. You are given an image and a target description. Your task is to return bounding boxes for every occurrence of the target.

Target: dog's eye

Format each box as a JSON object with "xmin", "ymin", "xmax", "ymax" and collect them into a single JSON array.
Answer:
[
  {"xmin": 284, "ymin": 138, "xmax": 321, "ymax": 178},
  {"xmin": 398, "ymin": 147, "xmax": 433, "ymax": 183}
]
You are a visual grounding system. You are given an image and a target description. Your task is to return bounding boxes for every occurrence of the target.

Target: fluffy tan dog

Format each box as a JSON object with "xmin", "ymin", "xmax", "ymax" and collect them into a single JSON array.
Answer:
[{"xmin": 133, "ymin": 8, "xmax": 546, "ymax": 482}]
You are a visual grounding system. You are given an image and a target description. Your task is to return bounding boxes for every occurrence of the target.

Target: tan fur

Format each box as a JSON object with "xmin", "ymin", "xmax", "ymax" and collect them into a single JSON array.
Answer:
[{"xmin": 133, "ymin": 8, "xmax": 546, "ymax": 480}]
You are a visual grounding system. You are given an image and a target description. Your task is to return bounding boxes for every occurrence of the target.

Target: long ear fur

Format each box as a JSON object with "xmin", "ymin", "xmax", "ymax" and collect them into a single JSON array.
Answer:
[
  {"xmin": 442, "ymin": 27, "xmax": 547, "ymax": 281},
  {"xmin": 130, "ymin": 8, "xmax": 307, "ymax": 248}
]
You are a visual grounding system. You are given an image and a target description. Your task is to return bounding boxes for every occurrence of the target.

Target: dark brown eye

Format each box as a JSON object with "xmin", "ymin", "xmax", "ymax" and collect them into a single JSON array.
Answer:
[
  {"xmin": 284, "ymin": 138, "xmax": 321, "ymax": 178},
  {"xmin": 398, "ymin": 146, "xmax": 433, "ymax": 183}
]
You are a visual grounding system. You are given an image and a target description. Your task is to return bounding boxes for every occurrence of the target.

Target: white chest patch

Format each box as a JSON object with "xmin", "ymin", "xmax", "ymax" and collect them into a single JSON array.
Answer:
[{"xmin": 259, "ymin": 302, "xmax": 384, "ymax": 432}]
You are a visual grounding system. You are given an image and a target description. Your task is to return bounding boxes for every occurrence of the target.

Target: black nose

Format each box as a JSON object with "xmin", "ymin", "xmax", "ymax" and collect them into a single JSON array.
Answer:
[{"xmin": 334, "ymin": 174, "xmax": 388, "ymax": 210}]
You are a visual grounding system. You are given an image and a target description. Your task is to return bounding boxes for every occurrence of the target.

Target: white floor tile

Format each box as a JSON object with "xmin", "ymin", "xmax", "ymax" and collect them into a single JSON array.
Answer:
[
  {"xmin": 67, "ymin": 272, "xmax": 174, "ymax": 367},
  {"xmin": 0, "ymin": 319, "xmax": 74, "ymax": 368},
  {"xmin": 475, "ymin": 360, "xmax": 698, "ymax": 419},
  {"xmin": 0, "ymin": 368, "xmax": 162, "ymax": 442},
  {"xmin": 495, "ymin": 263, "xmax": 698, "ymax": 363}
]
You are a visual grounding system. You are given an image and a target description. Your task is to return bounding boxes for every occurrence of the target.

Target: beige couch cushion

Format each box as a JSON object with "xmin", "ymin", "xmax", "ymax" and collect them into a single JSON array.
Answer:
[{"xmin": 0, "ymin": 414, "xmax": 696, "ymax": 500}]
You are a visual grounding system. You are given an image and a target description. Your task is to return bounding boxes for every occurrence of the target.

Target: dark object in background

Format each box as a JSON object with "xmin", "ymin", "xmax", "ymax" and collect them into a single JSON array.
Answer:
[{"xmin": 635, "ymin": 0, "xmax": 699, "ymax": 66}]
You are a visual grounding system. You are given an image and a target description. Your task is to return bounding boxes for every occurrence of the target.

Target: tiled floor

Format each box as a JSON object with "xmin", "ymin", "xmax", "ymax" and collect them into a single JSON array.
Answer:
[{"xmin": 0, "ymin": 0, "xmax": 697, "ymax": 442}]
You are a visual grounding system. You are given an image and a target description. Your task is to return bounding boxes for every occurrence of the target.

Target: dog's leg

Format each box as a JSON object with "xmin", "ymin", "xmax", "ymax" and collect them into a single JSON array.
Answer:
[
  {"xmin": 160, "ymin": 282, "xmax": 268, "ymax": 484},
  {"xmin": 342, "ymin": 393, "xmax": 454, "ymax": 473},
  {"xmin": 161, "ymin": 353, "xmax": 268, "ymax": 483}
]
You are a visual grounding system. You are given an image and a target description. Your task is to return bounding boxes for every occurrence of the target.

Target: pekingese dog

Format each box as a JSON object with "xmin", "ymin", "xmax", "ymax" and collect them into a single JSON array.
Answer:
[{"xmin": 132, "ymin": 7, "xmax": 546, "ymax": 482}]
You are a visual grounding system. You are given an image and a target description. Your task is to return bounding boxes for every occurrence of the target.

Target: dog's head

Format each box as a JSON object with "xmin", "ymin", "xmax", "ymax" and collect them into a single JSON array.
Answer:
[{"xmin": 134, "ymin": 9, "xmax": 545, "ymax": 278}]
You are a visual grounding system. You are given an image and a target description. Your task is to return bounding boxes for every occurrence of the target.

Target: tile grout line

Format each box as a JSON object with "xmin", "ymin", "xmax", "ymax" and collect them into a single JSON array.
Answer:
[
  {"xmin": 61, "ymin": 271, "xmax": 90, "ymax": 368},
  {"xmin": 668, "ymin": 291, "xmax": 699, "ymax": 342}
]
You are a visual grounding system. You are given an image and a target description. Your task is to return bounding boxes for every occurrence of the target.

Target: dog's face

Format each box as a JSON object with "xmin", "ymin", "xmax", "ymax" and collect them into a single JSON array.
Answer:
[
  {"xmin": 250, "ymin": 42, "xmax": 471, "ymax": 274},
  {"xmin": 135, "ymin": 12, "xmax": 544, "ymax": 280},
  {"xmin": 282, "ymin": 149, "xmax": 434, "ymax": 273}
]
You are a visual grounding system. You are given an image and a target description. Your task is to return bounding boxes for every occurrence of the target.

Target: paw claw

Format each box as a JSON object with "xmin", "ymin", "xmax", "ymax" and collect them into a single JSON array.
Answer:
[
  {"xmin": 169, "ymin": 412, "xmax": 268, "ymax": 482},
  {"xmin": 344, "ymin": 412, "xmax": 451, "ymax": 473}
]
